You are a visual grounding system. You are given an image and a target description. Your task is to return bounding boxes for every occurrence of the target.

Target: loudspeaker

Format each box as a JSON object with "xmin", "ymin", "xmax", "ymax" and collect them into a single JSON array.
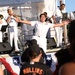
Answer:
[
  {"xmin": 0, "ymin": 42, "xmax": 12, "ymax": 52},
  {"xmin": 47, "ymin": 38, "xmax": 57, "ymax": 49}
]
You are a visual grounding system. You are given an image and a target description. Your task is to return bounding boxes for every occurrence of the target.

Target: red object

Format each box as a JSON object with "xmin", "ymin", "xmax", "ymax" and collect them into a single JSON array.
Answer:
[{"xmin": 0, "ymin": 58, "xmax": 18, "ymax": 75}]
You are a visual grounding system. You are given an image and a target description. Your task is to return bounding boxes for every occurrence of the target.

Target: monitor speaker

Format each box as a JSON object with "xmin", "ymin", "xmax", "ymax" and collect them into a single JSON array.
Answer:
[
  {"xmin": 0, "ymin": 42, "xmax": 12, "ymax": 52},
  {"xmin": 47, "ymin": 38, "xmax": 57, "ymax": 49}
]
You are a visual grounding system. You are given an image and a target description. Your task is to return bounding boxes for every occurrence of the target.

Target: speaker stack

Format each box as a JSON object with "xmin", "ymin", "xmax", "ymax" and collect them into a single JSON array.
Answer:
[
  {"xmin": 0, "ymin": 42, "xmax": 12, "ymax": 54},
  {"xmin": 47, "ymin": 38, "xmax": 57, "ymax": 49}
]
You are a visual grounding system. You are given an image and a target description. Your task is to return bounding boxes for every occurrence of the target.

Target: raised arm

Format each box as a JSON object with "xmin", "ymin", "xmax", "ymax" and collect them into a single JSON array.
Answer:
[
  {"xmin": 15, "ymin": 17, "xmax": 31, "ymax": 25},
  {"xmin": 6, "ymin": 16, "xmax": 11, "ymax": 23},
  {"xmin": 53, "ymin": 21, "xmax": 69, "ymax": 27},
  {"xmin": 19, "ymin": 20, "xmax": 31, "ymax": 25}
]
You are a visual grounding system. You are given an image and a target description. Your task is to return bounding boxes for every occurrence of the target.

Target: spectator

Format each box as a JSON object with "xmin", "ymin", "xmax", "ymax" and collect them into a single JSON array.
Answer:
[
  {"xmin": 59, "ymin": 62, "xmax": 75, "ymax": 75},
  {"xmin": 20, "ymin": 44, "xmax": 52, "ymax": 75},
  {"xmin": 21, "ymin": 39, "xmax": 45, "ymax": 63},
  {"xmin": 0, "ymin": 68, "xmax": 4, "ymax": 75},
  {"xmin": 55, "ymin": 20, "xmax": 75, "ymax": 75}
]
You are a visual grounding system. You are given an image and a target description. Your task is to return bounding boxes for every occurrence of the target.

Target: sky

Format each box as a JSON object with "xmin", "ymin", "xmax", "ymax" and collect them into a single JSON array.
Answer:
[{"xmin": 65, "ymin": 0, "xmax": 75, "ymax": 13}]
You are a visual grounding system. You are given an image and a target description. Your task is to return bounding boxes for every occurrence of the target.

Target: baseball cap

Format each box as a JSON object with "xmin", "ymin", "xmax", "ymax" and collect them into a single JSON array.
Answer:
[
  {"xmin": 30, "ymin": 39, "xmax": 37, "ymax": 45},
  {"xmin": 28, "ymin": 39, "xmax": 37, "ymax": 47},
  {"xmin": 28, "ymin": 45, "xmax": 42, "ymax": 58}
]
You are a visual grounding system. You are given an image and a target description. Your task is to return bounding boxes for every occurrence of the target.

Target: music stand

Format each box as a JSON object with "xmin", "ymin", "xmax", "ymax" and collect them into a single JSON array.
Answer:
[{"xmin": 1, "ymin": 25, "xmax": 8, "ymax": 32}]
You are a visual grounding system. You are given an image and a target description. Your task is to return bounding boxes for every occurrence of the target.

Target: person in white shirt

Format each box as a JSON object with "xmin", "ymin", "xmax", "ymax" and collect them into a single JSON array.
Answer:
[
  {"xmin": 6, "ymin": 8, "xmax": 19, "ymax": 52},
  {"xmin": 54, "ymin": 4, "xmax": 66, "ymax": 47},
  {"xmin": 16, "ymin": 13, "xmax": 68, "ymax": 53},
  {"xmin": 60, "ymin": 4, "xmax": 66, "ymax": 13},
  {"xmin": 0, "ymin": 15, "xmax": 3, "ymax": 42},
  {"xmin": 69, "ymin": 11, "xmax": 75, "ymax": 20},
  {"xmin": 0, "ymin": 14, "xmax": 7, "ymax": 42}
]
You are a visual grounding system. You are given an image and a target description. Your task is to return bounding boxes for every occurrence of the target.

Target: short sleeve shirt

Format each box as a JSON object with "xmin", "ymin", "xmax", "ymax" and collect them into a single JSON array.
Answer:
[
  {"xmin": 31, "ymin": 21, "xmax": 54, "ymax": 37},
  {"xmin": 0, "ymin": 19, "xmax": 7, "ymax": 30},
  {"xmin": 20, "ymin": 62, "xmax": 52, "ymax": 75},
  {"xmin": 7, "ymin": 16, "xmax": 18, "ymax": 27}
]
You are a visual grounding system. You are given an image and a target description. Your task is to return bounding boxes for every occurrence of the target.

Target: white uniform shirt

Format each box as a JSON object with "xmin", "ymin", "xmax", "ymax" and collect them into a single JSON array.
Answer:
[
  {"xmin": 0, "ymin": 21, "xmax": 3, "ymax": 30},
  {"xmin": 7, "ymin": 16, "xmax": 18, "ymax": 32},
  {"xmin": 55, "ymin": 7, "xmax": 62, "ymax": 18},
  {"xmin": 55, "ymin": 7, "xmax": 66, "ymax": 19},
  {"xmin": 69, "ymin": 12, "xmax": 75, "ymax": 20},
  {"xmin": 0, "ymin": 19, "xmax": 7, "ymax": 30},
  {"xmin": 8, "ymin": 16, "xmax": 17, "ymax": 27},
  {"xmin": 31, "ymin": 21, "xmax": 54, "ymax": 38}
]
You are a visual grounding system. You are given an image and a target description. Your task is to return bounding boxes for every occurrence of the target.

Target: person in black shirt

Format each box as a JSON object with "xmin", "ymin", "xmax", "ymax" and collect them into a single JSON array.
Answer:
[
  {"xmin": 58, "ymin": 62, "xmax": 75, "ymax": 75},
  {"xmin": 55, "ymin": 20, "xmax": 75, "ymax": 67},
  {"xmin": 20, "ymin": 44, "xmax": 52, "ymax": 75},
  {"xmin": 55, "ymin": 20, "xmax": 75, "ymax": 75},
  {"xmin": 21, "ymin": 39, "xmax": 45, "ymax": 63}
]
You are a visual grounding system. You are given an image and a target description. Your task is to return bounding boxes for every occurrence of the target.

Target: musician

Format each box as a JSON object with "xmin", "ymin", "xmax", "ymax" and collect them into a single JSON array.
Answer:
[
  {"xmin": 0, "ymin": 15, "xmax": 3, "ymax": 42},
  {"xmin": 6, "ymin": 8, "xmax": 19, "ymax": 52}
]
